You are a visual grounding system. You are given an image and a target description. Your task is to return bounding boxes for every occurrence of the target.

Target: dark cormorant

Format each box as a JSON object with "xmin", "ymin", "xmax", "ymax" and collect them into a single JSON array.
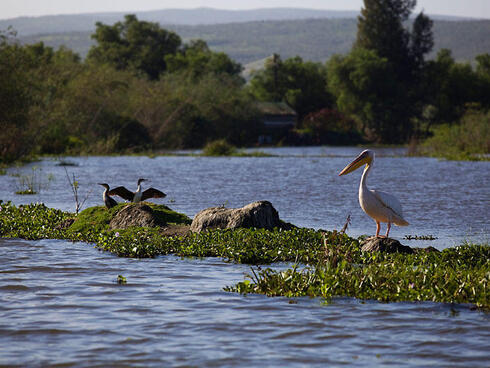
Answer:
[
  {"xmin": 98, "ymin": 183, "xmax": 118, "ymax": 209},
  {"xmin": 108, "ymin": 178, "xmax": 166, "ymax": 203}
]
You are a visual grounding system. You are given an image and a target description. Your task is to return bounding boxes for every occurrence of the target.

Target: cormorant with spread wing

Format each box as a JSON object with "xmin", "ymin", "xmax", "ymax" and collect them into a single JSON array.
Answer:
[{"xmin": 108, "ymin": 178, "xmax": 166, "ymax": 203}]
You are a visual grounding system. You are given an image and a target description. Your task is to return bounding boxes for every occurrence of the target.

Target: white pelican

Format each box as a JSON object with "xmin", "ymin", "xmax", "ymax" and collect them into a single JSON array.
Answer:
[
  {"xmin": 338, "ymin": 150, "xmax": 409, "ymax": 237},
  {"xmin": 97, "ymin": 183, "xmax": 118, "ymax": 209},
  {"xmin": 108, "ymin": 178, "xmax": 166, "ymax": 203}
]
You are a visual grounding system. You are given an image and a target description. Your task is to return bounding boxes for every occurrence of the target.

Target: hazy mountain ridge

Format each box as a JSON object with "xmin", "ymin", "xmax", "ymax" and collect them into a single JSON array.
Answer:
[
  {"xmin": 1, "ymin": 7, "xmax": 477, "ymax": 37},
  {"xmin": 16, "ymin": 17, "xmax": 490, "ymax": 65},
  {"xmin": 1, "ymin": 8, "xmax": 359, "ymax": 36}
]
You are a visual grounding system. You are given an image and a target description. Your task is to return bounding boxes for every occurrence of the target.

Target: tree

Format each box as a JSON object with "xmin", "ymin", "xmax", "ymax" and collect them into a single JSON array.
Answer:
[
  {"xmin": 165, "ymin": 39, "xmax": 243, "ymax": 80},
  {"xmin": 248, "ymin": 55, "xmax": 333, "ymax": 120},
  {"xmin": 330, "ymin": 0, "xmax": 434, "ymax": 143},
  {"xmin": 0, "ymin": 29, "xmax": 31, "ymax": 162},
  {"xmin": 87, "ymin": 14, "xmax": 181, "ymax": 80},
  {"xmin": 423, "ymin": 49, "xmax": 487, "ymax": 127},
  {"xmin": 327, "ymin": 48, "xmax": 412, "ymax": 142},
  {"xmin": 355, "ymin": 0, "xmax": 414, "ymax": 79}
]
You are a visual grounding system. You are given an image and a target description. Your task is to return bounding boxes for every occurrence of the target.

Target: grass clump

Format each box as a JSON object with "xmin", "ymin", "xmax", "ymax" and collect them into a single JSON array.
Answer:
[{"xmin": 202, "ymin": 139, "xmax": 237, "ymax": 156}]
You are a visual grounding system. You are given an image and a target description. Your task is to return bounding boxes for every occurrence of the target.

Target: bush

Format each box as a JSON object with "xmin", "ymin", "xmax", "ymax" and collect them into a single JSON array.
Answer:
[
  {"xmin": 423, "ymin": 109, "xmax": 490, "ymax": 159},
  {"xmin": 202, "ymin": 139, "xmax": 237, "ymax": 156}
]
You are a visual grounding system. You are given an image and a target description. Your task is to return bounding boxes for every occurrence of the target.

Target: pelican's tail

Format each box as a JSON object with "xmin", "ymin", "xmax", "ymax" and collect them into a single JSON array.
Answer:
[{"xmin": 394, "ymin": 216, "xmax": 409, "ymax": 226}]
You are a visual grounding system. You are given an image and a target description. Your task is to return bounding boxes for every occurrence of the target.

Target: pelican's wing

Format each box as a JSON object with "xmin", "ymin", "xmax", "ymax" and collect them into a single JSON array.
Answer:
[
  {"xmin": 108, "ymin": 186, "xmax": 134, "ymax": 201},
  {"xmin": 141, "ymin": 187, "xmax": 166, "ymax": 201},
  {"xmin": 371, "ymin": 189, "xmax": 409, "ymax": 225}
]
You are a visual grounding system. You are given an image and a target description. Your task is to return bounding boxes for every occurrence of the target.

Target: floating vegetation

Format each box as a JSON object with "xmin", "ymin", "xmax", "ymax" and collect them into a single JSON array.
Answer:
[
  {"xmin": 15, "ymin": 189, "xmax": 37, "ymax": 195},
  {"xmin": 0, "ymin": 201, "xmax": 488, "ymax": 309},
  {"xmin": 404, "ymin": 234, "xmax": 438, "ymax": 240},
  {"xmin": 225, "ymin": 243, "xmax": 490, "ymax": 309},
  {"xmin": 116, "ymin": 275, "xmax": 127, "ymax": 284},
  {"xmin": 12, "ymin": 167, "xmax": 54, "ymax": 195}
]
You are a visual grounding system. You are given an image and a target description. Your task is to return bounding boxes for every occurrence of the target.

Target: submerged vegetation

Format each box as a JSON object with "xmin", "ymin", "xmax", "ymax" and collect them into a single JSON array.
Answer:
[{"xmin": 0, "ymin": 201, "xmax": 488, "ymax": 309}]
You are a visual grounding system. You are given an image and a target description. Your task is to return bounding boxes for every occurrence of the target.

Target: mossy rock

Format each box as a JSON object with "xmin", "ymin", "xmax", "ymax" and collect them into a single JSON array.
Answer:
[{"xmin": 68, "ymin": 202, "xmax": 191, "ymax": 233}]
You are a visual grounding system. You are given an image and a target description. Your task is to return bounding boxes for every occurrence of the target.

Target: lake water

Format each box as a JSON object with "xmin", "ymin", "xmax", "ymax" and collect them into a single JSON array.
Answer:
[{"xmin": 0, "ymin": 147, "xmax": 489, "ymax": 366}]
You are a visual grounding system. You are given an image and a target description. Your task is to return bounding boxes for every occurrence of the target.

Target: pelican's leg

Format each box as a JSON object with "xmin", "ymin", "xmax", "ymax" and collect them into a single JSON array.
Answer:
[
  {"xmin": 376, "ymin": 222, "xmax": 381, "ymax": 237},
  {"xmin": 385, "ymin": 222, "xmax": 391, "ymax": 238}
]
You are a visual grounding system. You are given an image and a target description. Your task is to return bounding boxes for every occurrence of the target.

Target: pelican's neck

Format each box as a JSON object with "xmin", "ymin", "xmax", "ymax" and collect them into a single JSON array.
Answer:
[{"xmin": 360, "ymin": 163, "xmax": 371, "ymax": 192}]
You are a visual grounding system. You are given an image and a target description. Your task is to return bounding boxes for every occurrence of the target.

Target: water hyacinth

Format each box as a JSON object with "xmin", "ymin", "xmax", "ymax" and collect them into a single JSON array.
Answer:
[{"xmin": 0, "ymin": 201, "xmax": 488, "ymax": 309}]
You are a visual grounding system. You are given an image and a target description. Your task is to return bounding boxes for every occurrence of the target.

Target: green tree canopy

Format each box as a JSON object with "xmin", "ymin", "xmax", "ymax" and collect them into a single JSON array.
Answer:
[
  {"xmin": 423, "ymin": 49, "xmax": 489, "ymax": 126},
  {"xmin": 0, "ymin": 30, "xmax": 31, "ymax": 162},
  {"xmin": 87, "ymin": 14, "xmax": 181, "ymax": 80},
  {"xmin": 329, "ymin": 0, "xmax": 434, "ymax": 143},
  {"xmin": 248, "ymin": 54, "xmax": 333, "ymax": 120},
  {"xmin": 165, "ymin": 39, "xmax": 243, "ymax": 79},
  {"xmin": 327, "ymin": 48, "xmax": 412, "ymax": 142}
]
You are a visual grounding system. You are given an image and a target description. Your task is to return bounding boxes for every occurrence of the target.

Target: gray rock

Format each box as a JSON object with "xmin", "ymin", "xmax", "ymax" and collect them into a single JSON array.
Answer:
[
  {"xmin": 190, "ymin": 201, "xmax": 282, "ymax": 232},
  {"xmin": 109, "ymin": 203, "xmax": 165, "ymax": 229},
  {"xmin": 360, "ymin": 237, "xmax": 414, "ymax": 254}
]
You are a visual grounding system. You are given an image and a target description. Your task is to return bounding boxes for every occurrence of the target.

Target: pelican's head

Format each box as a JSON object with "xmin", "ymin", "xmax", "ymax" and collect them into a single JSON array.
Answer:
[
  {"xmin": 137, "ymin": 178, "xmax": 147, "ymax": 185},
  {"xmin": 98, "ymin": 183, "xmax": 110, "ymax": 189},
  {"xmin": 338, "ymin": 149, "xmax": 374, "ymax": 176}
]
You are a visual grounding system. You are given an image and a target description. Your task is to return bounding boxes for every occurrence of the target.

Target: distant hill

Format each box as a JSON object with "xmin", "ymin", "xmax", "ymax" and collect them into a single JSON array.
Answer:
[
  {"xmin": 15, "ymin": 17, "xmax": 490, "ymax": 65},
  {"xmin": 1, "ymin": 7, "xmax": 477, "ymax": 37},
  {"xmin": 1, "ymin": 8, "xmax": 361, "ymax": 36}
]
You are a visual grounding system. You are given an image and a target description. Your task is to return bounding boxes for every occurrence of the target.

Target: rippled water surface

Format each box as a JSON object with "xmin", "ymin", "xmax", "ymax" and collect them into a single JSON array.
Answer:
[
  {"xmin": 1, "ymin": 238, "xmax": 489, "ymax": 367},
  {"xmin": 0, "ymin": 147, "xmax": 489, "ymax": 366}
]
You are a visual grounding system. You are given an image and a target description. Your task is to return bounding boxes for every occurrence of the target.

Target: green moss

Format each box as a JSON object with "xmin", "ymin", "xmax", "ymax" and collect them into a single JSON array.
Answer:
[
  {"xmin": 149, "ymin": 203, "xmax": 192, "ymax": 226},
  {"xmin": 68, "ymin": 202, "xmax": 191, "ymax": 233},
  {"xmin": 68, "ymin": 203, "xmax": 120, "ymax": 233}
]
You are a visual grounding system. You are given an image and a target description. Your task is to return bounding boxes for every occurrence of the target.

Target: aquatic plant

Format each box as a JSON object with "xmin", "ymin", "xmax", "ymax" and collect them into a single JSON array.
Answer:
[
  {"xmin": 226, "ymin": 242, "xmax": 489, "ymax": 309},
  {"xmin": 404, "ymin": 234, "xmax": 438, "ymax": 240},
  {"xmin": 117, "ymin": 275, "xmax": 127, "ymax": 284},
  {"xmin": 64, "ymin": 168, "xmax": 92, "ymax": 214},
  {"xmin": 0, "ymin": 201, "xmax": 488, "ymax": 309},
  {"xmin": 12, "ymin": 167, "xmax": 54, "ymax": 195}
]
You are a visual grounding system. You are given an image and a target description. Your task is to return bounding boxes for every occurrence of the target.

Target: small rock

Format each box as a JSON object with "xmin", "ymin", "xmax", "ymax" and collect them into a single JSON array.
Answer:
[
  {"xmin": 109, "ymin": 203, "xmax": 165, "ymax": 229},
  {"xmin": 361, "ymin": 237, "xmax": 414, "ymax": 254},
  {"xmin": 413, "ymin": 246, "xmax": 440, "ymax": 253},
  {"xmin": 190, "ymin": 201, "xmax": 282, "ymax": 232}
]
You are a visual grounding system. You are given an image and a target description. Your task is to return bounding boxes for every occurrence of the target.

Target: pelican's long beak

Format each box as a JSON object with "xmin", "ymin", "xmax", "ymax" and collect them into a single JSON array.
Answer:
[{"xmin": 338, "ymin": 152, "xmax": 371, "ymax": 176}]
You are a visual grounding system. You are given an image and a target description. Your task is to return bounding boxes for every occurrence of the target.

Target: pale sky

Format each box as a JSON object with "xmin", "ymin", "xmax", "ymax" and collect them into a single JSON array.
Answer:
[{"xmin": 1, "ymin": 0, "xmax": 489, "ymax": 20}]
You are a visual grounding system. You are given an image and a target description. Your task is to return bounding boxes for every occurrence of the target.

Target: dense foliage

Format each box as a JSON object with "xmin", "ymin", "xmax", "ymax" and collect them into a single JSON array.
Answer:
[
  {"xmin": 87, "ymin": 14, "xmax": 182, "ymax": 80},
  {"xmin": 0, "ymin": 19, "xmax": 262, "ymax": 163},
  {"xmin": 1, "ymin": 5, "xmax": 490, "ymax": 164},
  {"xmin": 248, "ymin": 54, "xmax": 334, "ymax": 120},
  {"xmin": 0, "ymin": 201, "xmax": 488, "ymax": 308},
  {"xmin": 327, "ymin": 0, "xmax": 433, "ymax": 143}
]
